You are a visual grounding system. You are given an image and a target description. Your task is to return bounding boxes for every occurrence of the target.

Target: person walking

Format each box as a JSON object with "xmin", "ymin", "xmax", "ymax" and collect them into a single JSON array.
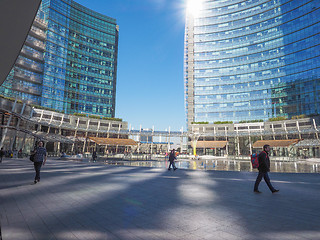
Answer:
[
  {"xmin": 0, "ymin": 147, "xmax": 4, "ymax": 163},
  {"xmin": 33, "ymin": 141, "xmax": 47, "ymax": 184},
  {"xmin": 168, "ymin": 149, "xmax": 178, "ymax": 171},
  {"xmin": 254, "ymin": 144, "xmax": 279, "ymax": 193},
  {"xmin": 92, "ymin": 150, "xmax": 97, "ymax": 162}
]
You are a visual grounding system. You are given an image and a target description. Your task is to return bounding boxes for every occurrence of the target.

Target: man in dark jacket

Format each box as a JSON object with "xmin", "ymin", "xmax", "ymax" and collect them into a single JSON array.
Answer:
[
  {"xmin": 254, "ymin": 144, "xmax": 279, "ymax": 193},
  {"xmin": 33, "ymin": 141, "xmax": 47, "ymax": 184},
  {"xmin": 0, "ymin": 147, "xmax": 4, "ymax": 162},
  {"xmin": 168, "ymin": 149, "xmax": 177, "ymax": 171}
]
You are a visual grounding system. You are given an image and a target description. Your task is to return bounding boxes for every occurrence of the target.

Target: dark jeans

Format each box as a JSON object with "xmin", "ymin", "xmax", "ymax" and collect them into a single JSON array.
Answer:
[
  {"xmin": 34, "ymin": 161, "xmax": 43, "ymax": 181},
  {"xmin": 168, "ymin": 161, "xmax": 176, "ymax": 170},
  {"xmin": 254, "ymin": 171, "xmax": 275, "ymax": 192}
]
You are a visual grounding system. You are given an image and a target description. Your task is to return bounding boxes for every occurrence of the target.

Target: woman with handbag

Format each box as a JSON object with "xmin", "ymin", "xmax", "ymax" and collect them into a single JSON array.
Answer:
[{"xmin": 33, "ymin": 141, "xmax": 47, "ymax": 184}]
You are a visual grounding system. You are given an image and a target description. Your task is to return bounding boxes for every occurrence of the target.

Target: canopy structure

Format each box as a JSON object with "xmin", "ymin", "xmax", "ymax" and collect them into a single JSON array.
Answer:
[
  {"xmin": 191, "ymin": 141, "xmax": 228, "ymax": 148},
  {"xmin": 0, "ymin": 0, "xmax": 41, "ymax": 85},
  {"xmin": 89, "ymin": 137, "xmax": 137, "ymax": 146},
  {"xmin": 294, "ymin": 139, "xmax": 320, "ymax": 147},
  {"xmin": 253, "ymin": 139, "xmax": 300, "ymax": 148},
  {"xmin": 31, "ymin": 131, "xmax": 75, "ymax": 144}
]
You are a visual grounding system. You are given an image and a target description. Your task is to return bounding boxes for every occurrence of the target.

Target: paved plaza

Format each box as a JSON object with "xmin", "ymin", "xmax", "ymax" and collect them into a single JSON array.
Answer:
[{"xmin": 0, "ymin": 158, "xmax": 320, "ymax": 240}]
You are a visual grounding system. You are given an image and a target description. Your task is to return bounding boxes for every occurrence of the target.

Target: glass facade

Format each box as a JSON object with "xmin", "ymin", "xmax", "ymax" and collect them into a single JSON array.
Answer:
[
  {"xmin": 185, "ymin": 0, "xmax": 320, "ymax": 126},
  {"xmin": 1, "ymin": 0, "xmax": 118, "ymax": 118},
  {"xmin": 40, "ymin": 0, "xmax": 118, "ymax": 117},
  {"xmin": 0, "ymin": 11, "xmax": 46, "ymax": 105}
]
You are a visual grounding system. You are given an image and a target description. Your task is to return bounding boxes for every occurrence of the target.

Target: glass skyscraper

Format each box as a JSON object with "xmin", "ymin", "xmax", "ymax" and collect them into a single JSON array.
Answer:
[
  {"xmin": 40, "ymin": 0, "xmax": 118, "ymax": 117},
  {"xmin": 185, "ymin": 0, "xmax": 320, "ymax": 126},
  {"xmin": 1, "ymin": 0, "xmax": 118, "ymax": 118},
  {"xmin": 0, "ymin": 11, "xmax": 46, "ymax": 105}
]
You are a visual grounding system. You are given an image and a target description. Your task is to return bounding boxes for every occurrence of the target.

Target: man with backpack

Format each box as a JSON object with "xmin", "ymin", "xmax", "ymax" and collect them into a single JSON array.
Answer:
[{"xmin": 254, "ymin": 144, "xmax": 279, "ymax": 193}]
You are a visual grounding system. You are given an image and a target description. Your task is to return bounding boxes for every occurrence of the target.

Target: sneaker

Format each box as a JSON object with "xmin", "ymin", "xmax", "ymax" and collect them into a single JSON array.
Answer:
[
  {"xmin": 174, "ymin": 168, "xmax": 178, "ymax": 171},
  {"xmin": 254, "ymin": 190, "xmax": 262, "ymax": 193},
  {"xmin": 34, "ymin": 180, "xmax": 37, "ymax": 184},
  {"xmin": 168, "ymin": 168, "xmax": 171, "ymax": 171},
  {"xmin": 272, "ymin": 189, "xmax": 279, "ymax": 193}
]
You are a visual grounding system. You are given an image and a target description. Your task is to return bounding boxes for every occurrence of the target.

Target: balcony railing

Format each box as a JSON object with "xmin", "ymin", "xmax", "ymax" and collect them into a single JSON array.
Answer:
[
  {"xmin": 12, "ymin": 84, "xmax": 42, "ymax": 96},
  {"xmin": 14, "ymin": 71, "xmax": 42, "ymax": 84},
  {"xmin": 15, "ymin": 59, "xmax": 43, "ymax": 73},
  {"xmin": 20, "ymin": 47, "xmax": 44, "ymax": 62},
  {"xmin": 25, "ymin": 37, "xmax": 45, "ymax": 51},
  {"xmin": 33, "ymin": 17, "xmax": 47, "ymax": 30},
  {"xmin": 29, "ymin": 26, "xmax": 46, "ymax": 40}
]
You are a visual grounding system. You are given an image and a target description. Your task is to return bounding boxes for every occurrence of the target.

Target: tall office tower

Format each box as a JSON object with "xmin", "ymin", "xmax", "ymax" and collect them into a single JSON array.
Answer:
[
  {"xmin": 1, "ymin": 0, "xmax": 118, "ymax": 118},
  {"xmin": 0, "ymin": 11, "xmax": 46, "ymax": 105},
  {"xmin": 40, "ymin": 0, "xmax": 118, "ymax": 117},
  {"xmin": 185, "ymin": 0, "xmax": 320, "ymax": 127}
]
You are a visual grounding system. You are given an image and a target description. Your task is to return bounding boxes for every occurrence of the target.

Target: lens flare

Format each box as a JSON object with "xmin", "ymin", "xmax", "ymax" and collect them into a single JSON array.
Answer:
[{"xmin": 186, "ymin": 0, "xmax": 203, "ymax": 17}]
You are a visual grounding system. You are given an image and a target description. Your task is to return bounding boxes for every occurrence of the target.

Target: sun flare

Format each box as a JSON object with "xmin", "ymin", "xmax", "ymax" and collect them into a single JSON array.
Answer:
[{"xmin": 186, "ymin": 0, "xmax": 203, "ymax": 17}]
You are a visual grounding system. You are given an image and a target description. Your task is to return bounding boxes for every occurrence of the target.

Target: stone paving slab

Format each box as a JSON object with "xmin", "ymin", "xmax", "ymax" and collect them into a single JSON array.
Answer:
[{"xmin": 0, "ymin": 158, "xmax": 320, "ymax": 240}]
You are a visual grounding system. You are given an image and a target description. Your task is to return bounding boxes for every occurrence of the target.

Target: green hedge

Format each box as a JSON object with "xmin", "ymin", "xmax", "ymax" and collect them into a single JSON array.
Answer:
[
  {"xmin": 102, "ymin": 117, "xmax": 122, "ymax": 122},
  {"xmin": 214, "ymin": 121, "xmax": 233, "ymax": 124},
  {"xmin": 291, "ymin": 114, "xmax": 307, "ymax": 120},
  {"xmin": 0, "ymin": 94, "xmax": 23, "ymax": 104},
  {"xmin": 239, "ymin": 119, "xmax": 264, "ymax": 123},
  {"xmin": 32, "ymin": 104, "xmax": 65, "ymax": 113},
  {"xmin": 73, "ymin": 113, "xmax": 86, "ymax": 117},
  {"xmin": 268, "ymin": 116, "xmax": 287, "ymax": 121},
  {"xmin": 191, "ymin": 121, "xmax": 209, "ymax": 124}
]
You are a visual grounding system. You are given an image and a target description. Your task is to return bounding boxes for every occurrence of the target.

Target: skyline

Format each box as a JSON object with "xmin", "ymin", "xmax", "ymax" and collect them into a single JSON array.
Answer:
[{"xmin": 76, "ymin": 0, "xmax": 188, "ymax": 131}]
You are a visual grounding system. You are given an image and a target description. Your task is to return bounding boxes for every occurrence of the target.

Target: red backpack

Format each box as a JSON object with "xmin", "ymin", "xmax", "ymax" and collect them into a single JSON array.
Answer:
[
  {"xmin": 251, "ymin": 151, "xmax": 266, "ymax": 168},
  {"xmin": 251, "ymin": 153, "xmax": 259, "ymax": 168}
]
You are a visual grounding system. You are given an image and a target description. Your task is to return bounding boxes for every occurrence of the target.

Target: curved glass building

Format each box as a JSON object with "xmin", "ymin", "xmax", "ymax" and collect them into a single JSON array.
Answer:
[
  {"xmin": 40, "ymin": 0, "xmax": 118, "ymax": 117},
  {"xmin": 185, "ymin": 0, "xmax": 320, "ymax": 126},
  {"xmin": 1, "ymin": 0, "xmax": 118, "ymax": 118},
  {"xmin": 0, "ymin": 11, "xmax": 46, "ymax": 105}
]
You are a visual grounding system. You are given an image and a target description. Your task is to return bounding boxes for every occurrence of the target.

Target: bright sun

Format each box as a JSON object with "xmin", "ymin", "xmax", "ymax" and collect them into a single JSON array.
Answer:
[{"xmin": 186, "ymin": 0, "xmax": 203, "ymax": 17}]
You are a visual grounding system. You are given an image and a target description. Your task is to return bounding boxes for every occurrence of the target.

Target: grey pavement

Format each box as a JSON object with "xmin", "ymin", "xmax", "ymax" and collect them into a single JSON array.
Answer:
[{"xmin": 0, "ymin": 158, "xmax": 320, "ymax": 240}]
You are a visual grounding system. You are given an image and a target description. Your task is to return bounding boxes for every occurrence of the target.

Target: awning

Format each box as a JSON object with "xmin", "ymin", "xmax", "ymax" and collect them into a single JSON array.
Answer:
[
  {"xmin": 294, "ymin": 139, "xmax": 320, "ymax": 147},
  {"xmin": 191, "ymin": 141, "xmax": 228, "ymax": 148},
  {"xmin": 89, "ymin": 137, "xmax": 137, "ymax": 146},
  {"xmin": 253, "ymin": 139, "xmax": 300, "ymax": 148}
]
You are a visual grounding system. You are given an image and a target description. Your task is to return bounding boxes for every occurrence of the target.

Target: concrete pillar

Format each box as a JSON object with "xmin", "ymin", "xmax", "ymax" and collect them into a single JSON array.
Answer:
[
  {"xmin": 271, "ymin": 123, "xmax": 276, "ymax": 140},
  {"xmin": 10, "ymin": 102, "xmax": 26, "ymax": 151},
  {"xmin": 237, "ymin": 136, "xmax": 240, "ymax": 156},
  {"xmin": 283, "ymin": 122, "xmax": 288, "ymax": 140},
  {"xmin": 296, "ymin": 121, "xmax": 301, "ymax": 140},
  {"xmin": 82, "ymin": 119, "xmax": 90, "ymax": 153},
  {"xmin": 71, "ymin": 118, "xmax": 79, "ymax": 153},
  {"xmin": 313, "ymin": 119, "xmax": 319, "ymax": 140},
  {"xmin": 248, "ymin": 134, "xmax": 252, "ymax": 155},
  {"xmin": 151, "ymin": 126, "xmax": 154, "ymax": 155},
  {"xmin": 107, "ymin": 122, "xmax": 110, "ymax": 138},
  {"xmin": 37, "ymin": 110, "xmax": 44, "ymax": 131},
  {"xmin": 167, "ymin": 126, "xmax": 171, "ymax": 152},
  {"xmin": 57, "ymin": 114, "xmax": 64, "ymax": 154},
  {"xmin": 0, "ymin": 100, "xmax": 17, "ymax": 149}
]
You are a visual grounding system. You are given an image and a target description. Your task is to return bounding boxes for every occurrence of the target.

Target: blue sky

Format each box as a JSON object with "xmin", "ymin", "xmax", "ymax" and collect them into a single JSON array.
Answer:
[{"xmin": 76, "ymin": 0, "xmax": 187, "ymax": 131}]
